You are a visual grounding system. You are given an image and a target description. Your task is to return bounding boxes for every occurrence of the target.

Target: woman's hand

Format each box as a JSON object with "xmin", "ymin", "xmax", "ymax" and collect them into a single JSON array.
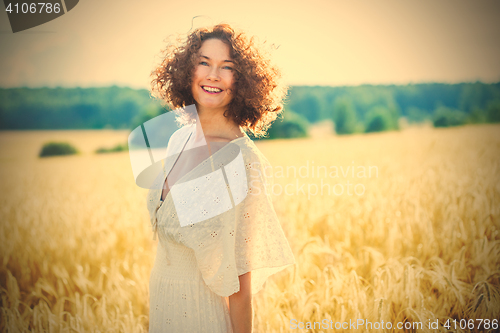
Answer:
[{"xmin": 228, "ymin": 272, "xmax": 252, "ymax": 333}]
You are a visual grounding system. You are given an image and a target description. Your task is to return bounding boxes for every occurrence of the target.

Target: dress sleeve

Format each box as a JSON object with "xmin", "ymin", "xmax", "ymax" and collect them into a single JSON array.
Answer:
[
  {"xmin": 178, "ymin": 142, "xmax": 295, "ymax": 297},
  {"xmin": 232, "ymin": 152, "xmax": 296, "ymax": 295}
]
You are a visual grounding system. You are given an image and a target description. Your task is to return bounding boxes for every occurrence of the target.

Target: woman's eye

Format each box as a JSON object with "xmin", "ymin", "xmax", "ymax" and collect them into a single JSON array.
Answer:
[
  {"xmin": 200, "ymin": 61, "xmax": 208, "ymax": 66},
  {"xmin": 223, "ymin": 66, "xmax": 233, "ymax": 70}
]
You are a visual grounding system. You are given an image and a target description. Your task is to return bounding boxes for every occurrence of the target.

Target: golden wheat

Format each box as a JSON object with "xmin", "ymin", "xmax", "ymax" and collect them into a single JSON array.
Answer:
[{"xmin": 1, "ymin": 125, "xmax": 499, "ymax": 332}]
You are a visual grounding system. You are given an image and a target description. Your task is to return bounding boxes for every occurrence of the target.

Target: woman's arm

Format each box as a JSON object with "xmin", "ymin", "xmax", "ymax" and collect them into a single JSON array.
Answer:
[{"xmin": 228, "ymin": 272, "xmax": 253, "ymax": 333}]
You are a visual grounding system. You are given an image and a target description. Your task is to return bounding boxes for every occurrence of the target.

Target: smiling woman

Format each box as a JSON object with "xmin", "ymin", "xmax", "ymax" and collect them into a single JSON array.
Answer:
[
  {"xmin": 150, "ymin": 23, "xmax": 287, "ymax": 138},
  {"xmin": 146, "ymin": 24, "xmax": 295, "ymax": 333},
  {"xmin": 191, "ymin": 39, "xmax": 235, "ymax": 118}
]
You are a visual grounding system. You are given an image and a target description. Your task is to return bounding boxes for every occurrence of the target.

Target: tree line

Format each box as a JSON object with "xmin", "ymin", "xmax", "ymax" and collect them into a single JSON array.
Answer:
[
  {"xmin": 1, "ymin": 82, "xmax": 499, "ymax": 137},
  {"xmin": 284, "ymin": 82, "xmax": 500, "ymax": 136}
]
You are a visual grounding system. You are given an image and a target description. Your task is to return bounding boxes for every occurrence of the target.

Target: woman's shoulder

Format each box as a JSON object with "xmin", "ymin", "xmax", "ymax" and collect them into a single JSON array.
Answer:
[
  {"xmin": 233, "ymin": 136, "xmax": 271, "ymax": 167},
  {"xmin": 167, "ymin": 124, "xmax": 195, "ymax": 151},
  {"xmin": 171, "ymin": 123, "xmax": 195, "ymax": 139}
]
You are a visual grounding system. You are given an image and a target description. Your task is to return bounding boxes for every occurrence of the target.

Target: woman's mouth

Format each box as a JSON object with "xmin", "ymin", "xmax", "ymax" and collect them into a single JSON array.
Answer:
[{"xmin": 202, "ymin": 86, "xmax": 223, "ymax": 94}]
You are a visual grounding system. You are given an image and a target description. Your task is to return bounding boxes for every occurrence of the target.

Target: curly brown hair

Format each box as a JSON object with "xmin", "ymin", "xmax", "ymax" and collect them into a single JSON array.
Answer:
[{"xmin": 149, "ymin": 24, "xmax": 287, "ymax": 137}]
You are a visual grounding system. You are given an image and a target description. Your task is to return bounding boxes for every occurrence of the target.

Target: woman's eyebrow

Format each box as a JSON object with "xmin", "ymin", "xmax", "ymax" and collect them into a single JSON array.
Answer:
[{"xmin": 200, "ymin": 55, "xmax": 234, "ymax": 63}]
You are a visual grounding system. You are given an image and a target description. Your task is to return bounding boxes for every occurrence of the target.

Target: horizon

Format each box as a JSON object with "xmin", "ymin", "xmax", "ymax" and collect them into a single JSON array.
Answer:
[{"xmin": 2, "ymin": 79, "xmax": 500, "ymax": 91}]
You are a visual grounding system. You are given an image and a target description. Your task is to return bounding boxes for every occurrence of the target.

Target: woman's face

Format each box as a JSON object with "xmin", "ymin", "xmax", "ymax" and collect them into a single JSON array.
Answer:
[{"xmin": 191, "ymin": 38, "xmax": 235, "ymax": 114}]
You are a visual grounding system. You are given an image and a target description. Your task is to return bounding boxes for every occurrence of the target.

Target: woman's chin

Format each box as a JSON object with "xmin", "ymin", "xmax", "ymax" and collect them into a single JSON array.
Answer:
[{"xmin": 197, "ymin": 101, "xmax": 229, "ymax": 112}]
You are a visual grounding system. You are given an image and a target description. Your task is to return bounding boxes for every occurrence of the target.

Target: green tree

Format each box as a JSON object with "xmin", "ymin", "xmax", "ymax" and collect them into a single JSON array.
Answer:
[
  {"xmin": 364, "ymin": 106, "xmax": 398, "ymax": 133},
  {"xmin": 406, "ymin": 106, "xmax": 429, "ymax": 123},
  {"xmin": 130, "ymin": 103, "xmax": 165, "ymax": 130},
  {"xmin": 432, "ymin": 106, "xmax": 467, "ymax": 127},
  {"xmin": 95, "ymin": 143, "xmax": 128, "ymax": 154},
  {"xmin": 266, "ymin": 109, "xmax": 309, "ymax": 139},
  {"xmin": 39, "ymin": 142, "xmax": 79, "ymax": 157},
  {"xmin": 332, "ymin": 96, "xmax": 358, "ymax": 135},
  {"xmin": 486, "ymin": 100, "xmax": 500, "ymax": 123},
  {"xmin": 289, "ymin": 94, "xmax": 321, "ymax": 123},
  {"xmin": 467, "ymin": 107, "xmax": 487, "ymax": 124}
]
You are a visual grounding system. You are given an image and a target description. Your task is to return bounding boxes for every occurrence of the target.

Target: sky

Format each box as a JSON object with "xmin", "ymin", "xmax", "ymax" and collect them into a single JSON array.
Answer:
[{"xmin": 0, "ymin": 0, "xmax": 499, "ymax": 89}]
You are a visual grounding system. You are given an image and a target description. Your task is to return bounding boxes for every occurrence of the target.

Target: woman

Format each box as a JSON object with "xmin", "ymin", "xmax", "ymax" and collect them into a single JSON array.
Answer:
[{"xmin": 147, "ymin": 23, "xmax": 295, "ymax": 333}]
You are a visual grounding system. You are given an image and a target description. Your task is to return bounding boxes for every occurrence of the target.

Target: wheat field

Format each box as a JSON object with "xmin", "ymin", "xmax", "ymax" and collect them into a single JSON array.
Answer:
[{"xmin": 0, "ymin": 125, "xmax": 499, "ymax": 332}]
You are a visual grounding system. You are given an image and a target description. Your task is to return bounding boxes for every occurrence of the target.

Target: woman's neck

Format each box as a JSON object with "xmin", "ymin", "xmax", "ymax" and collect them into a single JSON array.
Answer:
[{"xmin": 195, "ymin": 105, "xmax": 243, "ymax": 141}]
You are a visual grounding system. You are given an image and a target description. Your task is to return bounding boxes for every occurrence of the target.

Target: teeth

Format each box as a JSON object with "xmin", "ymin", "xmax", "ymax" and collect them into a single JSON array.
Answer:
[{"xmin": 203, "ymin": 86, "xmax": 222, "ymax": 93}]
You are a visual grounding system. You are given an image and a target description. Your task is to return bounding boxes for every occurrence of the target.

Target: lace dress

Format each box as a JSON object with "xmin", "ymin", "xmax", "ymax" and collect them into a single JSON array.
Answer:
[{"xmin": 146, "ymin": 129, "xmax": 295, "ymax": 333}]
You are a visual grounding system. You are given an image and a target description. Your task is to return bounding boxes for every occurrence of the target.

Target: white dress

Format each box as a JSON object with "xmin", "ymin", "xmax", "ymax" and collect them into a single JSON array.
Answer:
[{"xmin": 146, "ymin": 126, "xmax": 295, "ymax": 332}]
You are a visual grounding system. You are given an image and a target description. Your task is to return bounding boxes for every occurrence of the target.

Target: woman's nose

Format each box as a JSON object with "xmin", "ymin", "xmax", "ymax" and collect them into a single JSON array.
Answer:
[{"xmin": 206, "ymin": 67, "xmax": 220, "ymax": 81}]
